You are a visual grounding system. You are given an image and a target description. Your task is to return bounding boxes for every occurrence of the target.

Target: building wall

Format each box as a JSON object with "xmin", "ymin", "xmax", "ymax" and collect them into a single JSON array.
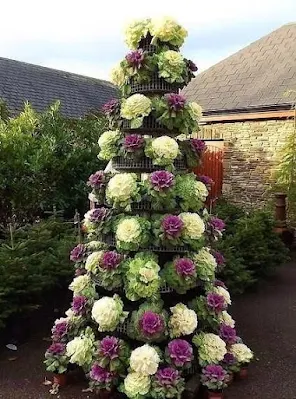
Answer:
[{"xmin": 200, "ymin": 119, "xmax": 294, "ymax": 207}]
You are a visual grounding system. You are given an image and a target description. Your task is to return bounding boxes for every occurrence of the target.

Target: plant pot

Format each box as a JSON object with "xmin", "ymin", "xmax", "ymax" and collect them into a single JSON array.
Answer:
[
  {"xmin": 238, "ymin": 366, "xmax": 248, "ymax": 379},
  {"xmin": 53, "ymin": 373, "xmax": 67, "ymax": 387},
  {"xmin": 208, "ymin": 391, "xmax": 224, "ymax": 399}
]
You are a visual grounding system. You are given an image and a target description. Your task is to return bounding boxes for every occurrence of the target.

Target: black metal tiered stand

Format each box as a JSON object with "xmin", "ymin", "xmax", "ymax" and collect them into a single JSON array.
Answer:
[{"xmin": 91, "ymin": 36, "xmax": 202, "ymax": 399}]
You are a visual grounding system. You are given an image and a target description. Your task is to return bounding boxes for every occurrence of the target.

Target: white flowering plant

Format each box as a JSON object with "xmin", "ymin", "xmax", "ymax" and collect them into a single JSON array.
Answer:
[
  {"xmin": 129, "ymin": 344, "xmax": 161, "ymax": 375},
  {"xmin": 66, "ymin": 327, "xmax": 96, "ymax": 369},
  {"xmin": 157, "ymin": 50, "xmax": 187, "ymax": 84},
  {"xmin": 119, "ymin": 372, "xmax": 151, "ymax": 399},
  {"xmin": 92, "ymin": 294, "xmax": 129, "ymax": 332},
  {"xmin": 179, "ymin": 212, "xmax": 206, "ymax": 250},
  {"xmin": 98, "ymin": 130, "xmax": 122, "ymax": 161},
  {"xmin": 114, "ymin": 216, "xmax": 151, "ymax": 251},
  {"xmin": 168, "ymin": 303, "xmax": 198, "ymax": 338},
  {"xmin": 69, "ymin": 274, "xmax": 96, "ymax": 299},
  {"xmin": 230, "ymin": 343, "xmax": 253, "ymax": 366},
  {"xmin": 123, "ymin": 252, "xmax": 161, "ymax": 301},
  {"xmin": 145, "ymin": 136, "xmax": 180, "ymax": 168},
  {"xmin": 193, "ymin": 332, "xmax": 227, "ymax": 366},
  {"xmin": 150, "ymin": 17, "xmax": 187, "ymax": 48},
  {"xmin": 152, "ymin": 96, "xmax": 199, "ymax": 136},
  {"xmin": 175, "ymin": 174, "xmax": 208, "ymax": 211},
  {"xmin": 125, "ymin": 18, "xmax": 151, "ymax": 49},
  {"xmin": 106, "ymin": 173, "xmax": 141, "ymax": 211},
  {"xmin": 121, "ymin": 94, "xmax": 152, "ymax": 128},
  {"xmin": 124, "ymin": 17, "xmax": 187, "ymax": 49},
  {"xmin": 192, "ymin": 247, "xmax": 217, "ymax": 282},
  {"xmin": 127, "ymin": 301, "xmax": 169, "ymax": 343}
]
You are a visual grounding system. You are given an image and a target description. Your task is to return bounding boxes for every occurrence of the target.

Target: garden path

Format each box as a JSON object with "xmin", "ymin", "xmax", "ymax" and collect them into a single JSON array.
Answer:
[{"xmin": 0, "ymin": 260, "xmax": 296, "ymax": 399}]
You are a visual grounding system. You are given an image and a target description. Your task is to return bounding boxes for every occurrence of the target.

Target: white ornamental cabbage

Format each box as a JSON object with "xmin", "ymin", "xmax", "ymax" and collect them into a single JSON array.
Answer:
[{"xmin": 129, "ymin": 344, "xmax": 160, "ymax": 375}]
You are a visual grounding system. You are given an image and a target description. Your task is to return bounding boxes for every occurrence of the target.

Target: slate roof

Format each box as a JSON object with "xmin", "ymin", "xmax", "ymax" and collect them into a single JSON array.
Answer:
[
  {"xmin": 183, "ymin": 23, "xmax": 296, "ymax": 114},
  {"xmin": 0, "ymin": 57, "xmax": 118, "ymax": 117}
]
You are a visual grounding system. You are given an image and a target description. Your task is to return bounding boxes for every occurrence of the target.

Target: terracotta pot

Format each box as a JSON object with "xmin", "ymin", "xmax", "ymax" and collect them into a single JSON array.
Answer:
[
  {"xmin": 53, "ymin": 373, "xmax": 67, "ymax": 387},
  {"xmin": 238, "ymin": 366, "xmax": 248, "ymax": 379},
  {"xmin": 208, "ymin": 391, "xmax": 223, "ymax": 399}
]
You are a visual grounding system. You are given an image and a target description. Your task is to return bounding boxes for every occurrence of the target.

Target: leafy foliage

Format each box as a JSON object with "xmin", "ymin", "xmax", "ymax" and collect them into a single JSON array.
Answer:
[
  {"xmin": 0, "ymin": 101, "xmax": 107, "ymax": 223},
  {"xmin": 213, "ymin": 200, "xmax": 289, "ymax": 294},
  {"xmin": 0, "ymin": 217, "xmax": 76, "ymax": 329},
  {"xmin": 271, "ymin": 105, "xmax": 296, "ymax": 224}
]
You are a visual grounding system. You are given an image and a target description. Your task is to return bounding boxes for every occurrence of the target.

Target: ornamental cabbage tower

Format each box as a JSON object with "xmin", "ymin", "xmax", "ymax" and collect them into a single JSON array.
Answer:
[{"xmin": 45, "ymin": 18, "xmax": 253, "ymax": 399}]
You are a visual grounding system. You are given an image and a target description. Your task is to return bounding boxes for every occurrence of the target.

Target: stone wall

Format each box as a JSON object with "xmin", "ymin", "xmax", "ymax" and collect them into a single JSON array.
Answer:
[{"xmin": 200, "ymin": 119, "xmax": 294, "ymax": 208}]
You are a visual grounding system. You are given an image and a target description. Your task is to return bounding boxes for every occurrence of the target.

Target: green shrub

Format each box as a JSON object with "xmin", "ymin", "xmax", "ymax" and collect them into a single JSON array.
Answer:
[
  {"xmin": 0, "ymin": 217, "xmax": 77, "ymax": 329},
  {"xmin": 214, "ymin": 201, "xmax": 290, "ymax": 294},
  {"xmin": 0, "ymin": 101, "xmax": 107, "ymax": 223}
]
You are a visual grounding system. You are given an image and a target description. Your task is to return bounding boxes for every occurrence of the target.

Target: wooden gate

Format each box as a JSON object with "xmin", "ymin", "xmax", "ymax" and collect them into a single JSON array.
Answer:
[{"xmin": 193, "ymin": 144, "xmax": 224, "ymax": 206}]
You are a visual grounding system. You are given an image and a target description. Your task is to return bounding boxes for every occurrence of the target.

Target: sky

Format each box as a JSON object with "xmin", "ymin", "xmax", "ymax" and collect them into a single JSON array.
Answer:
[{"xmin": 0, "ymin": 0, "xmax": 295, "ymax": 81}]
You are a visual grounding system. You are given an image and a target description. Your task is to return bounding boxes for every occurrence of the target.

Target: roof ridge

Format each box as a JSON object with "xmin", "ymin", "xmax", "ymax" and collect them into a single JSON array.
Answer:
[
  {"xmin": 183, "ymin": 22, "xmax": 296, "ymax": 112},
  {"xmin": 0, "ymin": 56, "xmax": 114, "ymax": 87},
  {"xmin": 195, "ymin": 22, "xmax": 296, "ymax": 78}
]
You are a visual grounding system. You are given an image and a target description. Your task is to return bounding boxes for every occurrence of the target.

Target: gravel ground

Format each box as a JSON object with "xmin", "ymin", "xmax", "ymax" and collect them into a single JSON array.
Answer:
[{"xmin": 1, "ymin": 261, "xmax": 296, "ymax": 399}]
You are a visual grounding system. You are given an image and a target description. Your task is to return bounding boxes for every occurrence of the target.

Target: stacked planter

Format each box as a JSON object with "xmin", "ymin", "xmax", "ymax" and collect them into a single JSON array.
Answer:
[{"xmin": 45, "ymin": 18, "xmax": 253, "ymax": 399}]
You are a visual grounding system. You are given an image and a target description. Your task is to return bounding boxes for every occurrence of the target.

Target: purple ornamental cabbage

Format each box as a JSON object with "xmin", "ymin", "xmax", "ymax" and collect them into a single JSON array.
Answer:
[
  {"xmin": 87, "ymin": 171, "xmax": 105, "ymax": 189},
  {"xmin": 123, "ymin": 134, "xmax": 145, "ymax": 151},
  {"xmin": 223, "ymin": 352, "xmax": 237, "ymax": 366},
  {"xmin": 71, "ymin": 295, "xmax": 88, "ymax": 315},
  {"xmin": 88, "ymin": 207, "xmax": 109, "ymax": 223},
  {"xmin": 90, "ymin": 363, "xmax": 115, "ymax": 383},
  {"xmin": 101, "ymin": 251, "xmax": 122, "ymax": 270},
  {"xmin": 214, "ymin": 279, "xmax": 227, "ymax": 289},
  {"xmin": 165, "ymin": 93, "xmax": 186, "ymax": 111},
  {"xmin": 102, "ymin": 98, "xmax": 120, "ymax": 115},
  {"xmin": 75, "ymin": 268, "xmax": 87, "ymax": 276},
  {"xmin": 212, "ymin": 250, "xmax": 226, "ymax": 267},
  {"xmin": 187, "ymin": 60, "xmax": 198, "ymax": 72},
  {"xmin": 206, "ymin": 292, "xmax": 226, "ymax": 313},
  {"xmin": 175, "ymin": 258, "xmax": 196, "ymax": 277},
  {"xmin": 139, "ymin": 311, "xmax": 164, "ymax": 336},
  {"xmin": 167, "ymin": 339, "xmax": 193, "ymax": 367},
  {"xmin": 125, "ymin": 49, "xmax": 145, "ymax": 68},
  {"xmin": 99, "ymin": 336, "xmax": 120, "ymax": 360},
  {"xmin": 47, "ymin": 342, "xmax": 66, "ymax": 355},
  {"xmin": 198, "ymin": 175, "xmax": 214, "ymax": 187},
  {"xmin": 191, "ymin": 139, "xmax": 206, "ymax": 153},
  {"xmin": 155, "ymin": 367, "xmax": 181, "ymax": 386},
  {"xmin": 70, "ymin": 244, "xmax": 86, "ymax": 262},
  {"xmin": 51, "ymin": 320, "xmax": 68, "ymax": 340},
  {"xmin": 161, "ymin": 215, "xmax": 184, "ymax": 239},
  {"xmin": 209, "ymin": 217, "xmax": 225, "ymax": 232},
  {"xmin": 202, "ymin": 364, "xmax": 227, "ymax": 382},
  {"xmin": 219, "ymin": 324, "xmax": 237, "ymax": 345},
  {"xmin": 150, "ymin": 171, "xmax": 175, "ymax": 191}
]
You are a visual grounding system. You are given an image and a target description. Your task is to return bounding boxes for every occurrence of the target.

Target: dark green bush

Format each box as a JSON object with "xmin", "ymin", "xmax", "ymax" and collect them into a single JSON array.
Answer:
[
  {"xmin": 0, "ymin": 217, "xmax": 76, "ymax": 329},
  {"xmin": 0, "ymin": 101, "xmax": 107, "ymax": 223},
  {"xmin": 214, "ymin": 201, "xmax": 290, "ymax": 294}
]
